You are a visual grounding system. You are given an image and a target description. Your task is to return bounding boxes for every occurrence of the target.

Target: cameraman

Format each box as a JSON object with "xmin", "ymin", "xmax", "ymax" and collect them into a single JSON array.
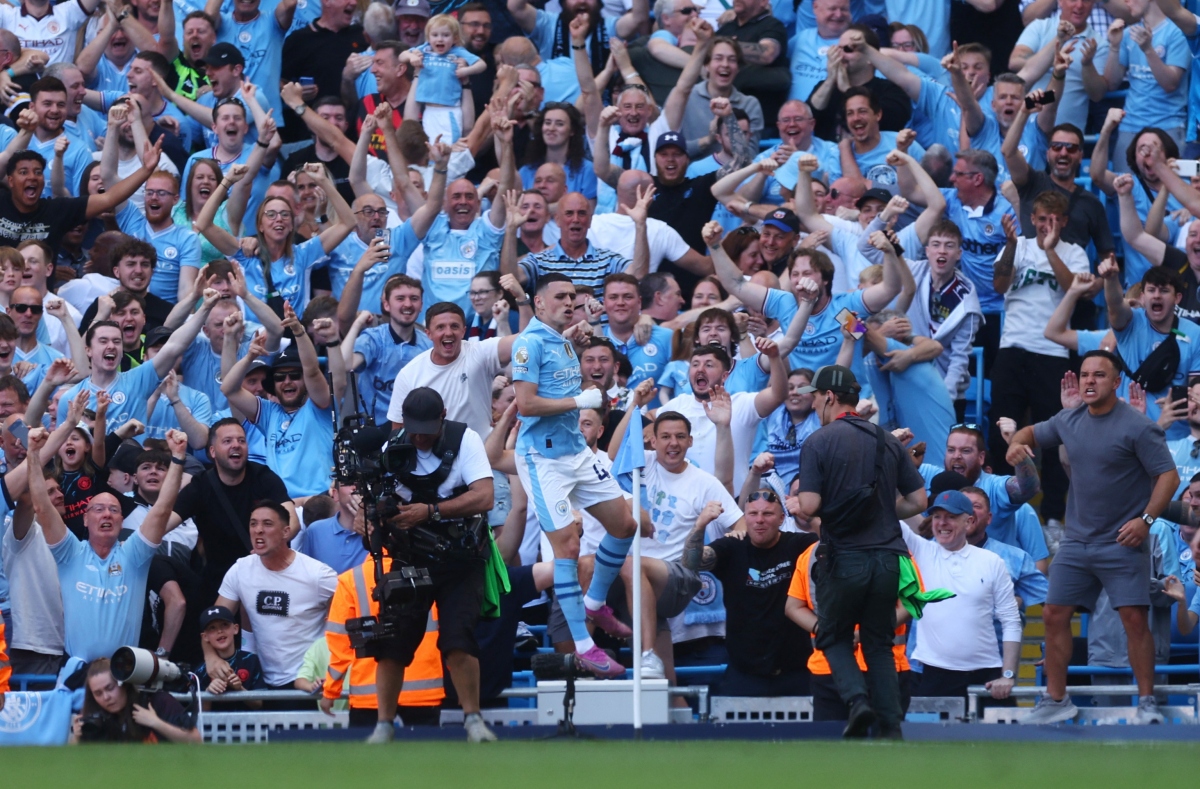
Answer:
[
  {"xmin": 70, "ymin": 658, "xmax": 200, "ymax": 744},
  {"xmin": 367, "ymin": 387, "xmax": 496, "ymax": 744}
]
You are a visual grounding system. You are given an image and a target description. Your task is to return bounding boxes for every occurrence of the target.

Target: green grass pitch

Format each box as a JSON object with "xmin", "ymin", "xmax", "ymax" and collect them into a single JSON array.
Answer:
[{"xmin": 5, "ymin": 741, "xmax": 1198, "ymax": 787}]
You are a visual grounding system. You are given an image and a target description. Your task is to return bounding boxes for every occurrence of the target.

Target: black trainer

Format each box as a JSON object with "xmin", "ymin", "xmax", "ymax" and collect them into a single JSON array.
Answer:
[{"xmin": 843, "ymin": 696, "xmax": 877, "ymax": 738}]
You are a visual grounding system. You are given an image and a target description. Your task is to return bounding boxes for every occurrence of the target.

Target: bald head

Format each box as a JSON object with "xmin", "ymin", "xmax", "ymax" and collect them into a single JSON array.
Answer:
[
  {"xmin": 533, "ymin": 162, "xmax": 567, "ymax": 204},
  {"xmin": 557, "ymin": 192, "xmax": 593, "ymax": 248},
  {"xmin": 617, "ymin": 169, "xmax": 653, "ymax": 208},
  {"xmin": 497, "ymin": 36, "xmax": 538, "ymax": 66}
]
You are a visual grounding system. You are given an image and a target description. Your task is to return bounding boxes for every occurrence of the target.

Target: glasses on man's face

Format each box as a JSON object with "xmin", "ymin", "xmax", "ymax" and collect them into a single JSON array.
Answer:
[
  {"xmin": 748, "ymin": 490, "xmax": 779, "ymax": 504},
  {"xmin": 829, "ymin": 188, "xmax": 840, "ymax": 200},
  {"xmin": 263, "ymin": 209, "xmax": 293, "ymax": 220},
  {"xmin": 355, "ymin": 207, "xmax": 388, "ymax": 218},
  {"xmin": 273, "ymin": 370, "xmax": 303, "ymax": 382},
  {"xmin": 144, "ymin": 189, "xmax": 176, "ymax": 198},
  {"xmin": 950, "ymin": 169, "xmax": 981, "ymax": 180},
  {"xmin": 1048, "ymin": 141, "xmax": 1081, "ymax": 154},
  {"xmin": 461, "ymin": 19, "xmax": 491, "ymax": 27},
  {"xmin": 893, "ymin": 40, "xmax": 916, "ymax": 51},
  {"xmin": 10, "ymin": 303, "xmax": 42, "ymax": 315},
  {"xmin": 675, "ymin": 6, "xmax": 698, "ymax": 14},
  {"xmin": 469, "ymin": 289, "xmax": 498, "ymax": 298},
  {"xmin": 89, "ymin": 503, "xmax": 123, "ymax": 515}
]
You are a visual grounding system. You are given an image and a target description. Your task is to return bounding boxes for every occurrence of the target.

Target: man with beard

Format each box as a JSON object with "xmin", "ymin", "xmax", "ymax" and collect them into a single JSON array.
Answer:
[
  {"xmin": 659, "ymin": 342, "xmax": 787, "ymax": 492},
  {"xmin": 1004, "ymin": 96, "xmax": 1114, "ymax": 259},
  {"xmin": 343, "ymin": 275, "xmax": 431, "ymax": 427},
  {"xmin": 169, "ymin": 417, "xmax": 296, "ymax": 603},
  {"xmin": 459, "ymin": 3, "xmax": 498, "ymax": 122},
  {"xmin": 166, "ymin": 11, "xmax": 218, "ymax": 100},
  {"xmin": 508, "ymin": 0, "xmax": 648, "ymax": 93},
  {"xmin": 111, "ymin": 168, "xmax": 200, "ymax": 303},
  {"xmin": 79, "ymin": 239, "xmax": 175, "ymax": 332},
  {"xmin": 919, "ymin": 425, "xmax": 1048, "ymax": 572},
  {"xmin": 221, "ymin": 305, "xmax": 337, "ymax": 499},
  {"xmin": 59, "ymin": 287, "xmax": 219, "ymax": 434}
]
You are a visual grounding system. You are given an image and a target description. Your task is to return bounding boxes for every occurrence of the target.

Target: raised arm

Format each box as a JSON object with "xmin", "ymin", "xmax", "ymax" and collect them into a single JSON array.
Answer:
[
  {"xmin": 162, "ymin": 372, "xmax": 209, "ymax": 449},
  {"xmin": 86, "ymin": 138, "xmax": 164, "ymax": 220},
  {"xmin": 1090, "ymin": 107, "xmax": 1125, "ymax": 196},
  {"xmin": 26, "ymin": 427, "xmax": 69, "ymax": 546},
  {"xmin": 1116, "ymin": 174, "xmax": 1169, "ymax": 264},
  {"xmin": 623, "ymin": 183, "xmax": 655, "ymax": 279},
  {"xmin": 221, "ymin": 327, "xmax": 270, "ymax": 422},
  {"xmin": 662, "ymin": 21, "xmax": 713, "ymax": 131},
  {"xmin": 1103, "ymin": 20, "xmax": 1128, "ymax": 90},
  {"xmin": 411, "ymin": 139, "xmax": 451, "ymax": 240},
  {"xmin": 593, "ymin": 105, "xmax": 624, "ymax": 189},
  {"xmin": 8, "ymin": 389, "xmax": 88, "ymax": 503},
  {"xmin": 860, "ymin": 231, "xmax": 904, "ymax": 313},
  {"xmin": 488, "ymin": 111, "xmax": 516, "ymax": 229},
  {"xmin": 77, "ymin": 9, "xmax": 118, "ymax": 85},
  {"xmin": 994, "ymin": 213, "xmax": 1020, "ymax": 294},
  {"xmin": 704, "ymin": 220, "xmax": 770, "ymax": 312},
  {"xmin": 139, "ymin": 429, "xmax": 189, "ymax": 544},
  {"xmin": 45, "ymin": 299, "xmax": 88, "ymax": 375},
  {"xmin": 335, "ymin": 240, "xmax": 390, "ymax": 336},
  {"xmin": 1100, "ymin": 253, "xmax": 1133, "ymax": 330},
  {"xmin": 311, "ymin": 317, "xmax": 346, "ymax": 410},
  {"xmin": 280, "ymin": 82, "xmax": 357, "ymax": 164},
  {"xmin": 285, "ymin": 303, "xmax": 331, "ymax": 409},
  {"xmin": 945, "ymin": 43, "xmax": 985, "ymax": 138},
  {"xmin": 499, "ymin": 189, "xmax": 530, "ymax": 287},
  {"xmin": 1045, "ymin": 272, "xmax": 1098, "ymax": 352},
  {"xmin": 310, "ymin": 165, "xmax": 357, "ymax": 254},
  {"xmin": 506, "ymin": 0, "xmax": 538, "ymax": 34},
  {"xmin": 792, "ymin": 153, "xmax": 834, "ymax": 235},
  {"xmin": 752, "ymin": 337, "xmax": 788, "ymax": 418},
  {"xmin": 152, "ymin": 290, "xmax": 219, "ymax": 378},
  {"xmin": 570, "ymin": 16, "xmax": 603, "ymax": 136},
  {"xmin": 863, "ymin": 42, "xmax": 923, "ymax": 100}
]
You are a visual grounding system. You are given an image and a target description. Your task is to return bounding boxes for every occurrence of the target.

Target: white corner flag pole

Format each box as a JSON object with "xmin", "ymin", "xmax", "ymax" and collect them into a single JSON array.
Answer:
[{"xmin": 631, "ymin": 466, "xmax": 643, "ymax": 736}]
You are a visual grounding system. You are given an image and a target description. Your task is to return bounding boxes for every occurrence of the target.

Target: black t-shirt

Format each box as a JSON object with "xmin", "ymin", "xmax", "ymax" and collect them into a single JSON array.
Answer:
[
  {"xmin": 650, "ymin": 172, "xmax": 719, "ymax": 254},
  {"xmin": 1017, "ymin": 170, "xmax": 1114, "ymax": 259},
  {"xmin": 80, "ymin": 291, "xmax": 174, "ymax": 333},
  {"xmin": 797, "ymin": 414, "xmax": 924, "ymax": 553},
  {"xmin": 466, "ymin": 44, "xmax": 497, "ymax": 125},
  {"xmin": 710, "ymin": 531, "xmax": 818, "ymax": 676},
  {"xmin": 808, "ymin": 77, "xmax": 912, "ymax": 142},
  {"xmin": 717, "ymin": 13, "xmax": 790, "ymax": 98},
  {"xmin": 0, "ymin": 192, "xmax": 89, "ymax": 254},
  {"xmin": 280, "ymin": 22, "xmax": 370, "ymax": 143},
  {"xmin": 173, "ymin": 462, "xmax": 291, "ymax": 602},
  {"xmin": 283, "ymin": 145, "xmax": 355, "ymax": 205},
  {"xmin": 139, "ymin": 552, "xmax": 204, "ymax": 666}
]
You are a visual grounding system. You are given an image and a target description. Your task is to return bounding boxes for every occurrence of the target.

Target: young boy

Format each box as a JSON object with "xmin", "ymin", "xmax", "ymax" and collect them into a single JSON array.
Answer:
[{"xmin": 194, "ymin": 606, "xmax": 265, "ymax": 694}]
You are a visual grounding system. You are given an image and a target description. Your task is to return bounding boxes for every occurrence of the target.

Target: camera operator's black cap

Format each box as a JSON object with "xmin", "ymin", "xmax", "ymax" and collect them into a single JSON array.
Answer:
[
  {"xmin": 402, "ymin": 387, "xmax": 445, "ymax": 434},
  {"xmin": 797, "ymin": 365, "xmax": 859, "ymax": 395},
  {"xmin": 200, "ymin": 42, "xmax": 245, "ymax": 68},
  {"xmin": 199, "ymin": 605, "xmax": 238, "ymax": 629},
  {"xmin": 930, "ymin": 470, "xmax": 971, "ymax": 499}
]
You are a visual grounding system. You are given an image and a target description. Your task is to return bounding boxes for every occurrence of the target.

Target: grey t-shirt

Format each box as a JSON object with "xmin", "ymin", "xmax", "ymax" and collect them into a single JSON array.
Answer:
[
  {"xmin": 1033, "ymin": 401, "xmax": 1175, "ymax": 542},
  {"xmin": 797, "ymin": 415, "xmax": 925, "ymax": 553}
]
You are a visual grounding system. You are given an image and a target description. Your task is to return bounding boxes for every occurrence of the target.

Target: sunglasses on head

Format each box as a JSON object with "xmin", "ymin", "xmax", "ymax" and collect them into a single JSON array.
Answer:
[
  {"xmin": 10, "ymin": 303, "xmax": 42, "ymax": 314},
  {"xmin": 273, "ymin": 370, "xmax": 303, "ymax": 382},
  {"xmin": 748, "ymin": 490, "xmax": 779, "ymax": 504},
  {"xmin": 1049, "ymin": 141, "xmax": 1081, "ymax": 153},
  {"xmin": 951, "ymin": 422, "xmax": 982, "ymax": 433}
]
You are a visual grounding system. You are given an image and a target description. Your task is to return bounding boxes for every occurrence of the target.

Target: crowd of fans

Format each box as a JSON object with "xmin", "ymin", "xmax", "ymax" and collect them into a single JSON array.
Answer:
[{"xmin": 2, "ymin": 0, "xmax": 1200, "ymax": 739}]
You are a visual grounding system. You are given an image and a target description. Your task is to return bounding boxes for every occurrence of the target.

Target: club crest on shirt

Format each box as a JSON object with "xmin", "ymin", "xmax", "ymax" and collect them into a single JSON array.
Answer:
[
  {"xmin": 239, "ymin": 31, "xmax": 252, "ymax": 44},
  {"xmin": 555, "ymin": 500, "xmax": 569, "ymax": 516},
  {"xmin": 108, "ymin": 563, "xmax": 122, "ymax": 576},
  {"xmin": 460, "ymin": 239, "xmax": 477, "ymax": 258},
  {"xmin": 164, "ymin": 246, "xmax": 178, "ymax": 260},
  {"xmin": 984, "ymin": 223, "xmax": 995, "ymax": 235},
  {"xmin": 643, "ymin": 344, "xmax": 657, "ymax": 357},
  {"xmin": 111, "ymin": 391, "xmax": 126, "ymax": 405}
]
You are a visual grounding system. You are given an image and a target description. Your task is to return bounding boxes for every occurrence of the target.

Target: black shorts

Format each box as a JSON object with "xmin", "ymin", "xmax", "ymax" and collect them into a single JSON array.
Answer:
[{"xmin": 371, "ymin": 557, "xmax": 487, "ymax": 665}]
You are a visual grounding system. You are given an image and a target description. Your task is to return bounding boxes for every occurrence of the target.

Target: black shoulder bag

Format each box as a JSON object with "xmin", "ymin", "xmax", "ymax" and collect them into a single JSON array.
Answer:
[
  {"xmin": 818, "ymin": 420, "xmax": 888, "ymax": 536},
  {"xmin": 1125, "ymin": 315, "xmax": 1181, "ymax": 394}
]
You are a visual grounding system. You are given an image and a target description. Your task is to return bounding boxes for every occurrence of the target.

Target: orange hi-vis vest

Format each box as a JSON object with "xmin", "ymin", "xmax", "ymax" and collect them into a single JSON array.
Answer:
[
  {"xmin": 324, "ymin": 556, "xmax": 444, "ymax": 709},
  {"xmin": 787, "ymin": 543, "xmax": 913, "ymax": 675},
  {"xmin": 0, "ymin": 621, "xmax": 10, "ymax": 693}
]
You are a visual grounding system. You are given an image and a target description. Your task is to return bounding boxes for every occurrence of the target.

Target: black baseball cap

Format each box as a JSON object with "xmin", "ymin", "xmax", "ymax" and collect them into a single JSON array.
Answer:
[
  {"xmin": 262, "ymin": 345, "xmax": 303, "ymax": 396},
  {"xmin": 200, "ymin": 43, "xmax": 245, "ymax": 68},
  {"xmin": 199, "ymin": 605, "xmax": 238, "ymax": 629},
  {"xmin": 763, "ymin": 208, "xmax": 800, "ymax": 234},
  {"xmin": 796, "ymin": 365, "xmax": 859, "ymax": 395},
  {"xmin": 929, "ymin": 470, "xmax": 970, "ymax": 499},
  {"xmin": 110, "ymin": 439, "xmax": 144, "ymax": 475},
  {"xmin": 402, "ymin": 387, "xmax": 445, "ymax": 435},
  {"xmin": 655, "ymin": 131, "xmax": 687, "ymax": 154},
  {"xmin": 856, "ymin": 187, "xmax": 892, "ymax": 209},
  {"xmin": 143, "ymin": 325, "xmax": 172, "ymax": 348}
]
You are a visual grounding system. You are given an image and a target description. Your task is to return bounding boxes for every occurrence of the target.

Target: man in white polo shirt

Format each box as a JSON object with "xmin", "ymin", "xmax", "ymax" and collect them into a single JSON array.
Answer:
[{"xmin": 901, "ymin": 490, "xmax": 1022, "ymax": 706}]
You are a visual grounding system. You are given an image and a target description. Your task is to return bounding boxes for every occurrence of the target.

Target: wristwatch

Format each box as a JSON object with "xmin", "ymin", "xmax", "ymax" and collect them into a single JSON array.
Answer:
[
  {"xmin": 431, "ymin": 503, "xmax": 442, "ymax": 522},
  {"xmin": 292, "ymin": 104, "xmax": 307, "ymax": 117},
  {"xmin": 1141, "ymin": 513, "xmax": 1155, "ymax": 526},
  {"xmin": 1002, "ymin": 670, "xmax": 1014, "ymax": 680}
]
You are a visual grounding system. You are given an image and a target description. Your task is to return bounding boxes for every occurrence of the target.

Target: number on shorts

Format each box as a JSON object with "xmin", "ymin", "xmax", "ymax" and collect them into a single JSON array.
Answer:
[{"xmin": 593, "ymin": 463, "xmax": 611, "ymax": 481}]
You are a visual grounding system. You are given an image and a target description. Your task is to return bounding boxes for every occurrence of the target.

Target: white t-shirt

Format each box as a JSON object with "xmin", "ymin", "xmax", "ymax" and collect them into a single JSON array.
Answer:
[
  {"xmin": 57, "ymin": 273, "xmax": 120, "ymax": 316},
  {"xmin": 658, "ymin": 391, "xmax": 763, "ymax": 492},
  {"xmin": 92, "ymin": 151, "xmax": 180, "ymax": 211},
  {"xmin": 641, "ymin": 451, "xmax": 742, "ymax": 561},
  {"xmin": 900, "ymin": 522, "xmax": 1022, "ymax": 672},
  {"xmin": 387, "ymin": 337, "xmax": 504, "ymax": 439},
  {"xmin": 0, "ymin": 0, "xmax": 90, "ymax": 66},
  {"xmin": 392, "ymin": 426, "xmax": 493, "ymax": 501},
  {"xmin": 586, "ymin": 214, "xmax": 692, "ymax": 274},
  {"xmin": 218, "ymin": 551, "xmax": 338, "ymax": 686},
  {"xmin": 123, "ymin": 503, "xmax": 198, "ymax": 552},
  {"xmin": 997, "ymin": 237, "xmax": 1090, "ymax": 357},
  {"xmin": 2, "ymin": 520, "xmax": 65, "ymax": 655}
]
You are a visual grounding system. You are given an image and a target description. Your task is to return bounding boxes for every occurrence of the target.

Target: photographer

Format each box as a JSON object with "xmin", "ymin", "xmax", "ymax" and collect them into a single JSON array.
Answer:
[
  {"xmin": 364, "ymin": 387, "xmax": 496, "ymax": 744},
  {"xmin": 70, "ymin": 658, "xmax": 200, "ymax": 744}
]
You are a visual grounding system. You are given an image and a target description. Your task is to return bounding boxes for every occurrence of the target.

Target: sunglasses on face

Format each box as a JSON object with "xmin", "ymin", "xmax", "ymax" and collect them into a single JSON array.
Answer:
[
  {"xmin": 273, "ymin": 370, "xmax": 303, "ymax": 382},
  {"xmin": 675, "ymin": 6, "xmax": 698, "ymax": 13},
  {"xmin": 1049, "ymin": 141, "xmax": 1081, "ymax": 153},
  {"xmin": 10, "ymin": 303, "xmax": 42, "ymax": 315},
  {"xmin": 748, "ymin": 490, "xmax": 779, "ymax": 504}
]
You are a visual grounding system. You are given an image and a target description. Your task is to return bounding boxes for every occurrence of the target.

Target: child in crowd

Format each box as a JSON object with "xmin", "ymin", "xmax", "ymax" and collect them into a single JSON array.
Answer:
[{"xmin": 403, "ymin": 15, "xmax": 486, "ymax": 145}]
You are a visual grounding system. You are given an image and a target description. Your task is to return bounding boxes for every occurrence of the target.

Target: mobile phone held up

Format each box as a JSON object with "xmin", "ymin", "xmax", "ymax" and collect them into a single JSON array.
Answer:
[
  {"xmin": 1024, "ymin": 90, "xmax": 1055, "ymax": 110},
  {"xmin": 836, "ymin": 308, "xmax": 867, "ymax": 340}
]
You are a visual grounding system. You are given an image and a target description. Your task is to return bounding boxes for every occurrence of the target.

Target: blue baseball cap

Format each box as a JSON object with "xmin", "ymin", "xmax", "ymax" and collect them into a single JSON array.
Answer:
[
  {"xmin": 655, "ymin": 131, "xmax": 687, "ymax": 154},
  {"xmin": 927, "ymin": 489, "xmax": 974, "ymax": 517}
]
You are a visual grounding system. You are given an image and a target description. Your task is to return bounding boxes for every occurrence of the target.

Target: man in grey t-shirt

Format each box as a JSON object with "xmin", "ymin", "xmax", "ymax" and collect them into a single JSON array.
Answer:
[{"xmin": 1007, "ymin": 350, "xmax": 1178, "ymax": 725}]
